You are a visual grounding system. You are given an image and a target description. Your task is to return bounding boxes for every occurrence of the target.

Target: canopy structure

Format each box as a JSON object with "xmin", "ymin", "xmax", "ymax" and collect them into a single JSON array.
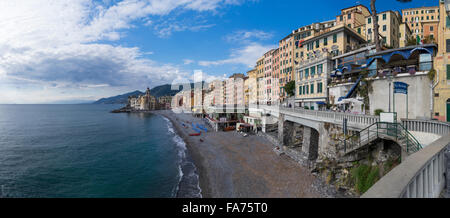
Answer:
[{"xmin": 366, "ymin": 44, "xmax": 436, "ymax": 67}]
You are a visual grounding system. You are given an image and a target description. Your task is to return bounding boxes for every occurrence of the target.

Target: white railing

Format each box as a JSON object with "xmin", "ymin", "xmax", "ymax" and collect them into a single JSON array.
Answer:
[
  {"xmin": 258, "ymin": 105, "xmax": 379, "ymax": 128},
  {"xmin": 361, "ymin": 134, "xmax": 450, "ymax": 198},
  {"xmin": 402, "ymin": 119, "xmax": 450, "ymax": 136}
]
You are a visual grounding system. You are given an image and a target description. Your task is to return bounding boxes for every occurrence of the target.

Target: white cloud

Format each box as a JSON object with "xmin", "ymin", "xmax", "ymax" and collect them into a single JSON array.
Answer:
[
  {"xmin": 198, "ymin": 42, "xmax": 275, "ymax": 68},
  {"xmin": 153, "ymin": 21, "xmax": 216, "ymax": 38},
  {"xmin": 183, "ymin": 59, "xmax": 195, "ymax": 65},
  {"xmin": 224, "ymin": 30, "xmax": 273, "ymax": 43},
  {"xmin": 0, "ymin": 0, "xmax": 251, "ymax": 103}
]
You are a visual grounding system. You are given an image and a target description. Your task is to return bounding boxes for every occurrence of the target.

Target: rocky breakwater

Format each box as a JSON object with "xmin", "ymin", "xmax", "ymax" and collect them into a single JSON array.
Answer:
[{"xmin": 111, "ymin": 106, "xmax": 134, "ymax": 113}]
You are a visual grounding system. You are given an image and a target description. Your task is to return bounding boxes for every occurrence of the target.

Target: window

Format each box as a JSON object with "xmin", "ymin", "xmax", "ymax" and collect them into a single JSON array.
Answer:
[
  {"xmin": 305, "ymin": 68, "xmax": 309, "ymax": 77},
  {"xmin": 310, "ymin": 84, "xmax": 314, "ymax": 94},
  {"xmin": 318, "ymin": 64, "xmax": 323, "ymax": 74},
  {"xmin": 348, "ymin": 14, "xmax": 351, "ymax": 19},
  {"xmin": 446, "ymin": 39, "xmax": 450, "ymax": 52},
  {"xmin": 318, "ymin": 82, "xmax": 323, "ymax": 93},
  {"xmin": 306, "ymin": 85, "xmax": 309, "ymax": 94},
  {"xmin": 383, "ymin": 25, "xmax": 387, "ymax": 31},
  {"xmin": 340, "ymin": 16, "xmax": 343, "ymax": 21},
  {"xmin": 299, "ymin": 86, "xmax": 302, "ymax": 95},
  {"xmin": 430, "ymin": 26, "xmax": 434, "ymax": 31},
  {"xmin": 447, "ymin": 16, "xmax": 450, "ymax": 28},
  {"xmin": 368, "ymin": 17, "xmax": 372, "ymax": 24},
  {"xmin": 316, "ymin": 40, "xmax": 319, "ymax": 48},
  {"xmin": 357, "ymin": 28, "xmax": 361, "ymax": 34},
  {"xmin": 324, "ymin": 37, "xmax": 328, "ymax": 46},
  {"xmin": 333, "ymin": 34, "xmax": 337, "ymax": 43},
  {"xmin": 311, "ymin": 66, "xmax": 316, "ymax": 76},
  {"xmin": 368, "ymin": 28, "xmax": 372, "ymax": 34},
  {"xmin": 382, "ymin": 13, "xmax": 386, "ymax": 20}
]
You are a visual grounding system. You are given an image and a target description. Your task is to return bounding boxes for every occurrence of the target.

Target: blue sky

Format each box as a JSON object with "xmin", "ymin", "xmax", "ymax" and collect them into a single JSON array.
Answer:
[{"xmin": 0, "ymin": 0, "xmax": 437, "ymax": 103}]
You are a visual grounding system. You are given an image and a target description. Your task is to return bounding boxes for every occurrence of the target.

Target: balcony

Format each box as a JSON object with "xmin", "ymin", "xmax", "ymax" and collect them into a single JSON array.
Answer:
[{"xmin": 366, "ymin": 44, "xmax": 437, "ymax": 77}]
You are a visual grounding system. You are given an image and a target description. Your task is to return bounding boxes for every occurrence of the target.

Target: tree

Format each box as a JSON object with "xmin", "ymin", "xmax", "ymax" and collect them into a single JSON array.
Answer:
[
  {"xmin": 284, "ymin": 80, "xmax": 296, "ymax": 97},
  {"xmin": 371, "ymin": 0, "xmax": 412, "ymax": 52}
]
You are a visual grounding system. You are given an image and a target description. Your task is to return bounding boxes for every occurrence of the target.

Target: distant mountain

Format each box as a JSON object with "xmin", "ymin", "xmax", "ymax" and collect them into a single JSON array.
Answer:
[
  {"xmin": 93, "ymin": 90, "xmax": 144, "ymax": 104},
  {"xmin": 93, "ymin": 82, "xmax": 205, "ymax": 104},
  {"xmin": 150, "ymin": 84, "xmax": 182, "ymax": 98}
]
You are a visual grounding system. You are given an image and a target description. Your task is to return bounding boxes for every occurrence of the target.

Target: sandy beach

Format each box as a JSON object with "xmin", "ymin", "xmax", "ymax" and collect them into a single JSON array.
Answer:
[{"xmin": 154, "ymin": 110, "xmax": 321, "ymax": 198}]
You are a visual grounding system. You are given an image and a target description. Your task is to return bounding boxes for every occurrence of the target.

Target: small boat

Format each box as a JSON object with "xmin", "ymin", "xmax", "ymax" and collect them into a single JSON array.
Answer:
[{"xmin": 189, "ymin": 133, "xmax": 201, "ymax": 136}]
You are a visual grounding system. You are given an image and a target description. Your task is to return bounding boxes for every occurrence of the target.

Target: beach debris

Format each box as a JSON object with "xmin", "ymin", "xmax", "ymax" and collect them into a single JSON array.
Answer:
[{"xmin": 200, "ymin": 139, "xmax": 204, "ymax": 142}]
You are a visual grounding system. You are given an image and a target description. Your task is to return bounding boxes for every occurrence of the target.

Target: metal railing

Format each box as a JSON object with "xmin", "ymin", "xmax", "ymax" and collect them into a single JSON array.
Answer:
[
  {"xmin": 341, "ymin": 122, "xmax": 423, "ymax": 155},
  {"xmin": 258, "ymin": 105, "xmax": 380, "ymax": 128},
  {"xmin": 362, "ymin": 135, "xmax": 450, "ymax": 198},
  {"xmin": 402, "ymin": 119, "xmax": 450, "ymax": 136}
]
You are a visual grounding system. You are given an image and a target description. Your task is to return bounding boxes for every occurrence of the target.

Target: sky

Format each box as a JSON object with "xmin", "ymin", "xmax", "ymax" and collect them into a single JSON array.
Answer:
[{"xmin": 0, "ymin": 0, "xmax": 438, "ymax": 104}]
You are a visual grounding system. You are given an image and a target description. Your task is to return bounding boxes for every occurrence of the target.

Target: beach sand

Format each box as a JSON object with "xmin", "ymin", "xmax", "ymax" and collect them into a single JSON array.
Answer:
[{"xmin": 155, "ymin": 110, "xmax": 321, "ymax": 198}]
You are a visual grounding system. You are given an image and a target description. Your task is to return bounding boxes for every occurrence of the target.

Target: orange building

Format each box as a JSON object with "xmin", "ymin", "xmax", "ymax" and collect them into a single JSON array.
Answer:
[{"xmin": 402, "ymin": 6, "xmax": 439, "ymax": 42}]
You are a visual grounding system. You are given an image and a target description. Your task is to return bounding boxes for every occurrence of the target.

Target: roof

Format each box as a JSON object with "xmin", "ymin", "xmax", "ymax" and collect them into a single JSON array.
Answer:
[
  {"xmin": 401, "ymin": 6, "xmax": 439, "ymax": 11},
  {"xmin": 340, "ymin": 4, "xmax": 370, "ymax": 13}
]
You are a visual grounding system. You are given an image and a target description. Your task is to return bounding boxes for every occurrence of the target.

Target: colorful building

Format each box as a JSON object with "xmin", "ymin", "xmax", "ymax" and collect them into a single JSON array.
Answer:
[
  {"xmin": 263, "ymin": 49, "xmax": 276, "ymax": 104},
  {"xmin": 278, "ymin": 33, "xmax": 295, "ymax": 101},
  {"xmin": 399, "ymin": 22, "xmax": 412, "ymax": 47},
  {"xmin": 365, "ymin": 10, "xmax": 402, "ymax": 48},
  {"xmin": 433, "ymin": 0, "xmax": 450, "ymax": 122},
  {"xmin": 336, "ymin": 4, "xmax": 371, "ymax": 36},
  {"xmin": 293, "ymin": 23, "xmax": 367, "ymax": 109},
  {"xmin": 402, "ymin": 6, "xmax": 439, "ymax": 42}
]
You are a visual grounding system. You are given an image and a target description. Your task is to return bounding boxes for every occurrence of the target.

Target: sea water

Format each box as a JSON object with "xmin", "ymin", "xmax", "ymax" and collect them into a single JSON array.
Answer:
[{"xmin": 0, "ymin": 104, "xmax": 200, "ymax": 198}]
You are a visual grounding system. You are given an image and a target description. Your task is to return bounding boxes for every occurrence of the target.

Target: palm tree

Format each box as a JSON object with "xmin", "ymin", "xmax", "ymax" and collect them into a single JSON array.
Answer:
[{"xmin": 370, "ymin": 0, "xmax": 412, "ymax": 52}]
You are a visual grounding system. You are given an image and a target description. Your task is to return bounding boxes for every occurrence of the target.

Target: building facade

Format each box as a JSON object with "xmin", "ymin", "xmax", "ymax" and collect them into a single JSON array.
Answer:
[
  {"xmin": 402, "ymin": 6, "xmax": 439, "ymax": 42},
  {"xmin": 293, "ymin": 24, "xmax": 367, "ymax": 110},
  {"xmin": 366, "ymin": 10, "xmax": 402, "ymax": 48},
  {"xmin": 433, "ymin": 1, "xmax": 450, "ymax": 122}
]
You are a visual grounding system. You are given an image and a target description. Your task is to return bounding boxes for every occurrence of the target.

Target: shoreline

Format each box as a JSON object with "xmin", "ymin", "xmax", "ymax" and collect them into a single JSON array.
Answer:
[
  {"xmin": 154, "ymin": 110, "xmax": 324, "ymax": 198},
  {"xmin": 156, "ymin": 111, "xmax": 211, "ymax": 198}
]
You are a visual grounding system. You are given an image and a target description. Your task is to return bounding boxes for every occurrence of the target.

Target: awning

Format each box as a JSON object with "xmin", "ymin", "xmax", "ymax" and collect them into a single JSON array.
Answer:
[{"xmin": 316, "ymin": 101, "xmax": 327, "ymax": 105}]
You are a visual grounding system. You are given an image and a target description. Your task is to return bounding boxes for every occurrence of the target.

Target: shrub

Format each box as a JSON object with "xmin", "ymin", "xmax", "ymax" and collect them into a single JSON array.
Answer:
[
  {"xmin": 351, "ymin": 164, "xmax": 380, "ymax": 195},
  {"xmin": 374, "ymin": 109, "xmax": 384, "ymax": 116},
  {"xmin": 428, "ymin": 68, "xmax": 436, "ymax": 81}
]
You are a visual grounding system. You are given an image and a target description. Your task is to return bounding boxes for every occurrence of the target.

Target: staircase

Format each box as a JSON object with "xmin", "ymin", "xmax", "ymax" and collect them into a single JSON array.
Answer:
[{"xmin": 341, "ymin": 122, "xmax": 423, "ymax": 156}]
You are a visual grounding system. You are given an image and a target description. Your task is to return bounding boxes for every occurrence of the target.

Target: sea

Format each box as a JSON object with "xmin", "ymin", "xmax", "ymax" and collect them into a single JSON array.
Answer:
[{"xmin": 0, "ymin": 104, "xmax": 201, "ymax": 198}]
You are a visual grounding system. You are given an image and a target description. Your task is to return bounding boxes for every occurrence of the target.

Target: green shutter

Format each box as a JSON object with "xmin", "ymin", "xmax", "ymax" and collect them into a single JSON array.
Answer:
[
  {"xmin": 447, "ymin": 16, "xmax": 450, "ymax": 28},
  {"xmin": 447, "ymin": 65, "xmax": 450, "ymax": 80}
]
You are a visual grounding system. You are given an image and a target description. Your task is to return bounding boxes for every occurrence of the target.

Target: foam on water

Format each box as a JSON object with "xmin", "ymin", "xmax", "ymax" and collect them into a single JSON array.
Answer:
[{"xmin": 163, "ymin": 116, "xmax": 202, "ymax": 198}]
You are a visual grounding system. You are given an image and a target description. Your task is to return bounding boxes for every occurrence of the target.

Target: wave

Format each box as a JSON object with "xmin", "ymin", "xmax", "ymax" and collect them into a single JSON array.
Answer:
[{"xmin": 163, "ymin": 116, "xmax": 202, "ymax": 198}]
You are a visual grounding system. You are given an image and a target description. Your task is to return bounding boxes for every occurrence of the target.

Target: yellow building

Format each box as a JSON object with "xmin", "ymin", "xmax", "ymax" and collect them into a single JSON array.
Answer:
[
  {"xmin": 402, "ymin": 6, "xmax": 439, "ymax": 42},
  {"xmin": 336, "ymin": 4, "xmax": 371, "ymax": 36},
  {"xmin": 246, "ymin": 69, "xmax": 258, "ymax": 106},
  {"xmin": 293, "ymin": 23, "xmax": 366, "ymax": 109},
  {"xmin": 243, "ymin": 76, "xmax": 249, "ymax": 107},
  {"xmin": 365, "ymin": 10, "xmax": 402, "ymax": 48},
  {"xmin": 433, "ymin": 1, "xmax": 450, "ymax": 122},
  {"xmin": 399, "ymin": 23, "xmax": 412, "ymax": 47}
]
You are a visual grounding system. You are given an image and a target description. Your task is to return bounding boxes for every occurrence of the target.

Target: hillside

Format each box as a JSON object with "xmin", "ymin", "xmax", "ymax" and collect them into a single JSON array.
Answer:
[
  {"xmin": 93, "ymin": 82, "xmax": 205, "ymax": 104},
  {"xmin": 93, "ymin": 90, "xmax": 144, "ymax": 104}
]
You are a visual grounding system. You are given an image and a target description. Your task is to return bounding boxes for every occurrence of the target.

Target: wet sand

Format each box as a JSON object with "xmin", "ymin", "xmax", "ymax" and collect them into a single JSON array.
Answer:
[{"xmin": 155, "ymin": 110, "xmax": 321, "ymax": 198}]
